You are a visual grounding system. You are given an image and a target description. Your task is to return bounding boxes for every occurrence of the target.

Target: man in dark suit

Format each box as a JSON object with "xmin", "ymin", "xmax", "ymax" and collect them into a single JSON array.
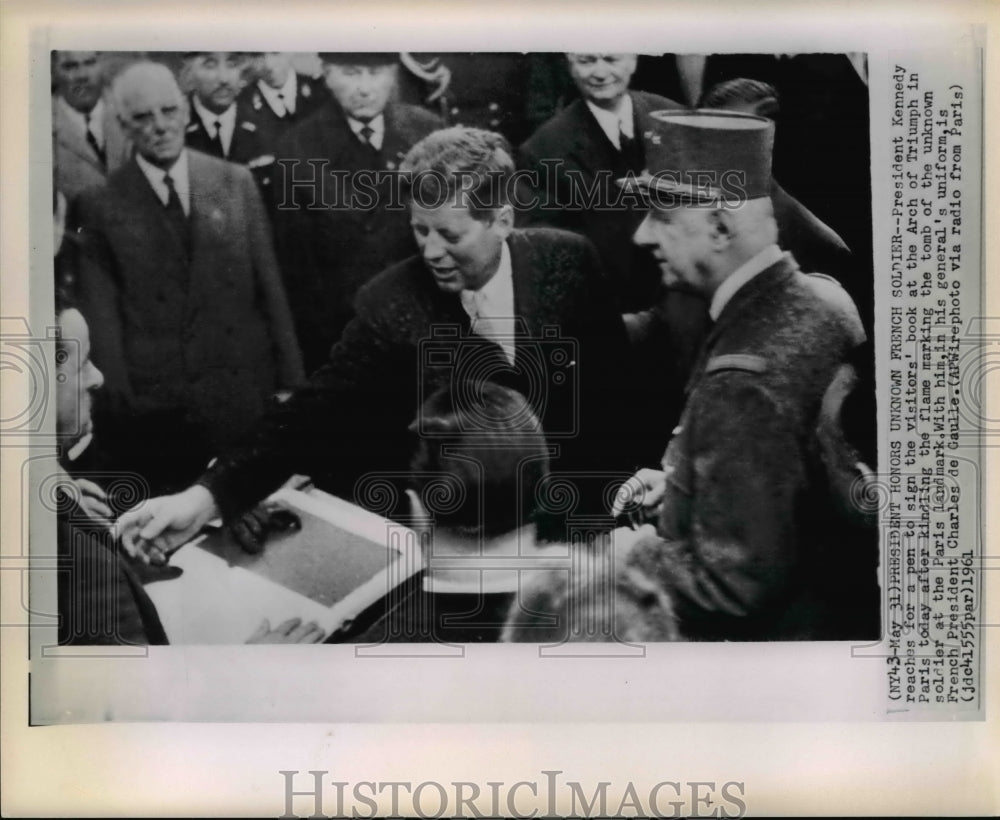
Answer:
[
  {"xmin": 519, "ymin": 53, "xmax": 685, "ymax": 314},
  {"xmin": 72, "ymin": 61, "xmax": 305, "ymax": 494},
  {"xmin": 52, "ymin": 50, "xmax": 133, "ymax": 204},
  {"xmin": 270, "ymin": 52, "xmax": 442, "ymax": 371},
  {"xmin": 614, "ymin": 111, "xmax": 875, "ymax": 641},
  {"xmin": 117, "ymin": 127, "xmax": 635, "ymax": 561}
]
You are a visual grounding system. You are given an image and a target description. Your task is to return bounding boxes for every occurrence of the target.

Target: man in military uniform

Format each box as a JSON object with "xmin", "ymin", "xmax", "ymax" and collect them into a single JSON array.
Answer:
[
  {"xmin": 179, "ymin": 52, "xmax": 276, "ymax": 189},
  {"xmin": 236, "ymin": 53, "xmax": 329, "ymax": 152},
  {"xmin": 614, "ymin": 110, "xmax": 875, "ymax": 641}
]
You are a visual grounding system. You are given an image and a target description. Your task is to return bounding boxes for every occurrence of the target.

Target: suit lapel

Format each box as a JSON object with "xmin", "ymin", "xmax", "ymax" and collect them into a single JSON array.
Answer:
[
  {"xmin": 186, "ymin": 152, "xmax": 225, "ymax": 285},
  {"xmin": 114, "ymin": 159, "xmax": 191, "ymax": 283},
  {"xmin": 53, "ymin": 100, "xmax": 104, "ymax": 172},
  {"xmin": 509, "ymin": 231, "xmax": 545, "ymax": 346},
  {"xmin": 381, "ymin": 104, "xmax": 412, "ymax": 170},
  {"xmin": 563, "ymin": 99, "xmax": 622, "ymax": 177}
]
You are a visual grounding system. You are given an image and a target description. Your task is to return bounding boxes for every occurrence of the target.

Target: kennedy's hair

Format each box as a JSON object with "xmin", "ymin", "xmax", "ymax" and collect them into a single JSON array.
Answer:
[
  {"xmin": 408, "ymin": 382, "xmax": 549, "ymax": 539},
  {"xmin": 399, "ymin": 126, "xmax": 515, "ymax": 221}
]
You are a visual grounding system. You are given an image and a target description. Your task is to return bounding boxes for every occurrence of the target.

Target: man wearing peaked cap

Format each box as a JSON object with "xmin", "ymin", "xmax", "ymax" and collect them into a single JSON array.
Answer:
[{"xmin": 614, "ymin": 109, "xmax": 878, "ymax": 641}]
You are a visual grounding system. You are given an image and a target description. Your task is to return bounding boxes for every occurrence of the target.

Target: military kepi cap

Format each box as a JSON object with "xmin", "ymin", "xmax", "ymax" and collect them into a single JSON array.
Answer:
[
  {"xmin": 318, "ymin": 52, "xmax": 399, "ymax": 67},
  {"xmin": 620, "ymin": 109, "xmax": 774, "ymax": 204}
]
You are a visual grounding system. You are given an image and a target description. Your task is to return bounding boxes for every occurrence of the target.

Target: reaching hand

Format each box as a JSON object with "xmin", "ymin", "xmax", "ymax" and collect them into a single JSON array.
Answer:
[
  {"xmin": 74, "ymin": 477, "xmax": 113, "ymax": 523},
  {"xmin": 610, "ymin": 468, "xmax": 667, "ymax": 522},
  {"xmin": 115, "ymin": 484, "xmax": 219, "ymax": 565},
  {"xmin": 246, "ymin": 617, "xmax": 325, "ymax": 644}
]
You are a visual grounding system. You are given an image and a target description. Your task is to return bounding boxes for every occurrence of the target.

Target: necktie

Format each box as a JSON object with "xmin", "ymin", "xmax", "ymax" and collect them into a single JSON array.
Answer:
[
  {"xmin": 84, "ymin": 112, "xmax": 106, "ymax": 167},
  {"xmin": 470, "ymin": 291, "xmax": 515, "ymax": 366},
  {"xmin": 275, "ymin": 91, "xmax": 289, "ymax": 118},
  {"xmin": 619, "ymin": 124, "xmax": 643, "ymax": 175},
  {"xmin": 209, "ymin": 118, "xmax": 225, "ymax": 157},
  {"xmin": 162, "ymin": 172, "xmax": 190, "ymax": 258},
  {"xmin": 358, "ymin": 124, "xmax": 375, "ymax": 147}
]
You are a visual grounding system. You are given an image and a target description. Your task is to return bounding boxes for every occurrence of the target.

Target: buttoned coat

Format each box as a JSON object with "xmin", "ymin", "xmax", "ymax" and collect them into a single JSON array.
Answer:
[
  {"xmin": 626, "ymin": 254, "xmax": 874, "ymax": 641},
  {"xmin": 201, "ymin": 228, "xmax": 637, "ymax": 532},
  {"xmin": 72, "ymin": 150, "xmax": 305, "ymax": 481},
  {"xmin": 269, "ymin": 100, "xmax": 443, "ymax": 370},
  {"xmin": 52, "ymin": 95, "xmax": 132, "ymax": 204},
  {"xmin": 235, "ymin": 73, "xmax": 330, "ymax": 153}
]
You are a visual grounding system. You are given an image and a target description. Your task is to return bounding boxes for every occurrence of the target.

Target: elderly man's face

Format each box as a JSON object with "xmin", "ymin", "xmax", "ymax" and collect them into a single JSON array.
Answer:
[
  {"xmin": 566, "ymin": 54, "xmax": 638, "ymax": 110},
  {"xmin": 633, "ymin": 205, "xmax": 715, "ymax": 293},
  {"xmin": 410, "ymin": 201, "xmax": 513, "ymax": 293},
  {"xmin": 187, "ymin": 52, "xmax": 245, "ymax": 114},
  {"xmin": 56, "ymin": 308, "xmax": 104, "ymax": 444},
  {"xmin": 54, "ymin": 51, "xmax": 104, "ymax": 113},
  {"xmin": 322, "ymin": 63, "xmax": 396, "ymax": 122},
  {"xmin": 118, "ymin": 71, "xmax": 189, "ymax": 169}
]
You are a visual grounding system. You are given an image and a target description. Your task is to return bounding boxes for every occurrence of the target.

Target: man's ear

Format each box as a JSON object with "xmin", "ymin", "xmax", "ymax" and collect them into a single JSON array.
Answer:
[
  {"xmin": 706, "ymin": 207, "xmax": 736, "ymax": 250},
  {"xmin": 491, "ymin": 203, "xmax": 515, "ymax": 237}
]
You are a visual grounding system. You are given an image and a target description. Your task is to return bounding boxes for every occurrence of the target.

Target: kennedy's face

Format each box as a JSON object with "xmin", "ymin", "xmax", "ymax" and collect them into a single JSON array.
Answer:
[
  {"xmin": 56, "ymin": 308, "xmax": 104, "ymax": 444},
  {"xmin": 566, "ymin": 53, "xmax": 637, "ymax": 110},
  {"xmin": 633, "ymin": 205, "xmax": 714, "ymax": 293},
  {"xmin": 410, "ymin": 201, "xmax": 513, "ymax": 293},
  {"xmin": 322, "ymin": 63, "xmax": 396, "ymax": 121},
  {"xmin": 259, "ymin": 52, "xmax": 293, "ymax": 89},
  {"xmin": 119, "ymin": 72, "xmax": 189, "ymax": 169},
  {"xmin": 54, "ymin": 51, "xmax": 103, "ymax": 114},
  {"xmin": 187, "ymin": 52, "xmax": 245, "ymax": 114}
]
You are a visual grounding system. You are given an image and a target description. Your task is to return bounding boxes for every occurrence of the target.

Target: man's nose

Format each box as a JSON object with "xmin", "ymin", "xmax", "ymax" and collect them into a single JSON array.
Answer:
[
  {"xmin": 152, "ymin": 110, "xmax": 170, "ymax": 131},
  {"xmin": 86, "ymin": 362, "xmax": 105, "ymax": 391},
  {"xmin": 420, "ymin": 233, "xmax": 446, "ymax": 261},
  {"xmin": 633, "ymin": 213, "xmax": 653, "ymax": 246},
  {"xmin": 356, "ymin": 73, "xmax": 377, "ymax": 95}
]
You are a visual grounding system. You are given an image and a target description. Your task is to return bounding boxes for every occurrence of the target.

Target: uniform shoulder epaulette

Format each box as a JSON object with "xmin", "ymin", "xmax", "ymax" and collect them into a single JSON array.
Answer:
[{"xmin": 704, "ymin": 353, "xmax": 768, "ymax": 375}]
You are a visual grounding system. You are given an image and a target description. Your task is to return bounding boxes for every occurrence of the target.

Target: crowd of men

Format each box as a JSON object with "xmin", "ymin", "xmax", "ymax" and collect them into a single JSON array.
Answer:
[{"xmin": 52, "ymin": 50, "xmax": 879, "ymax": 645}]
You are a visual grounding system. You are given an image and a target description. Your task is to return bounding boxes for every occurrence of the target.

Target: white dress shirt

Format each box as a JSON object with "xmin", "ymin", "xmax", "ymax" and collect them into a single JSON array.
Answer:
[
  {"xmin": 135, "ymin": 150, "xmax": 191, "ymax": 216},
  {"xmin": 347, "ymin": 113, "xmax": 386, "ymax": 150},
  {"xmin": 709, "ymin": 244, "xmax": 784, "ymax": 320},
  {"xmin": 257, "ymin": 72, "xmax": 298, "ymax": 117},
  {"xmin": 586, "ymin": 93, "xmax": 635, "ymax": 150},
  {"xmin": 460, "ymin": 241, "xmax": 516, "ymax": 365},
  {"xmin": 191, "ymin": 95, "xmax": 237, "ymax": 157}
]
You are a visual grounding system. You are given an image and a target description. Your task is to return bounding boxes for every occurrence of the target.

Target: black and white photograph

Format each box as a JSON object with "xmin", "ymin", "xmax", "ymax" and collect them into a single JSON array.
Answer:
[
  {"xmin": 1, "ymin": 0, "xmax": 995, "ymax": 817},
  {"xmin": 45, "ymin": 47, "xmax": 880, "ymax": 648}
]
